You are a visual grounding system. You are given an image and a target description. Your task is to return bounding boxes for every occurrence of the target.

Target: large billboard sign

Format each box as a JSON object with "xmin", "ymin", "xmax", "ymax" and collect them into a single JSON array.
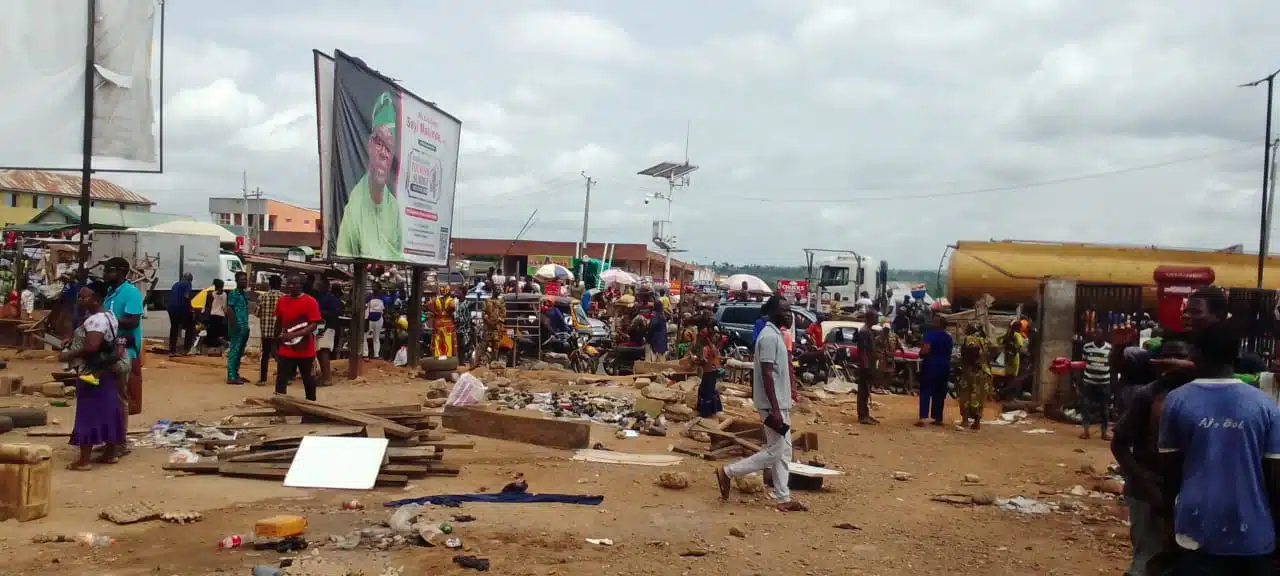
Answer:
[
  {"xmin": 314, "ymin": 50, "xmax": 461, "ymax": 266},
  {"xmin": 0, "ymin": 0, "xmax": 161, "ymax": 171}
]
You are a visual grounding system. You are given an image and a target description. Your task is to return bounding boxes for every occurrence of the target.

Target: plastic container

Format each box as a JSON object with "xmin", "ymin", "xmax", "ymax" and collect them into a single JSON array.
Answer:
[
  {"xmin": 254, "ymin": 515, "xmax": 307, "ymax": 539},
  {"xmin": 75, "ymin": 533, "xmax": 115, "ymax": 547},
  {"xmin": 216, "ymin": 534, "xmax": 253, "ymax": 550}
]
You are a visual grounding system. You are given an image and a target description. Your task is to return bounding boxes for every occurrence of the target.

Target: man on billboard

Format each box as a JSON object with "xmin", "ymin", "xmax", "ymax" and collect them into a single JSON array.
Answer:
[{"xmin": 335, "ymin": 91, "xmax": 403, "ymax": 261}]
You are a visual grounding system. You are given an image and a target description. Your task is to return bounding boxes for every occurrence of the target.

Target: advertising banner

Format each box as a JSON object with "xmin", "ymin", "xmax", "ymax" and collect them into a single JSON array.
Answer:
[
  {"xmin": 526, "ymin": 255, "xmax": 573, "ymax": 276},
  {"xmin": 777, "ymin": 279, "xmax": 809, "ymax": 304},
  {"xmin": 0, "ymin": 0, "xmax": 160, "ymax": 170},
  {"xmin": 323, "ymin": 50, "xmax": 461, "ymax": 266}
]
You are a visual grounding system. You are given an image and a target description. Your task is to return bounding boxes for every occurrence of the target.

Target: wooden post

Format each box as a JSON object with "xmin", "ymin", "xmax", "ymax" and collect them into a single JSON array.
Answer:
[
  {"xmin": 407, "ymin": 267, "xmax": 424, "ymax": 365},
  {"xmin": 347, "ymin": 262, "xmax": 367, "ymax": 379}
]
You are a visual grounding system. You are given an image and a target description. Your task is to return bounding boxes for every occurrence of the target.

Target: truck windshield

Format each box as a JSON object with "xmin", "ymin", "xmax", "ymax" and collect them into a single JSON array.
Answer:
[{"xmin": 818, "ymin": 266, "xmax": 848, "ymax": 287}]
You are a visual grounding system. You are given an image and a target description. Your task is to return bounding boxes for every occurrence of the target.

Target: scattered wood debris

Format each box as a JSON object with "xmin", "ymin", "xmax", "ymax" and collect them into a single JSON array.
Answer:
[{"xmin": 162, "ymin": 396, "xmax": 472, "ymax": 486}]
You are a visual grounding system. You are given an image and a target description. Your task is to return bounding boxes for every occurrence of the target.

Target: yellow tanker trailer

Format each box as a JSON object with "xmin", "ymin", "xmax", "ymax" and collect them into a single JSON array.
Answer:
[{"xmin": 945, "ymin": 240, "xmax": 1280, "ymax": 309}]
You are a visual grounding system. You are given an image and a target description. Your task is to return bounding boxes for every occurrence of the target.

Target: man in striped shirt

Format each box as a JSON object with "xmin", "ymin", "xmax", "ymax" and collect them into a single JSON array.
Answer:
[{"xmin": 1080, "ymin": 329, "xmax": 1113, "ymax": 440}]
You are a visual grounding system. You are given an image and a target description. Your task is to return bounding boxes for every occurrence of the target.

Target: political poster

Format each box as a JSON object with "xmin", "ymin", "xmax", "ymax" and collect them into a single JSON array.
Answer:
[{"xmin": 321, "ymin": 50, "xmax": 461, "ymax": 265}]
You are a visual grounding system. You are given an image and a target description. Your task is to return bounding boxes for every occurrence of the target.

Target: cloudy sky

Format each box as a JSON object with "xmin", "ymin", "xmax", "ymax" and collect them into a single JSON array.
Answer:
[{"xmin": 64, "ymin": 1, "xmax": 1280, "ymax": 267}]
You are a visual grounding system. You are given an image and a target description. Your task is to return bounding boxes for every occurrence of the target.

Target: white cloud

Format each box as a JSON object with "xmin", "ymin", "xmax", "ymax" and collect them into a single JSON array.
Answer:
[
  {"xmin": 551, "ymin": 143, "xmax": 620, "ymax": 174},
  {"xmin": 794, "ymin": 4, "xmax": 858, "ymax": 46},
  {"xmin": 168, "ymin": 78, "xmax": 266, "ymax": 126},
  {"xmin": 501, "ymin": 11, "xmax": 643, "ymax": 64}
]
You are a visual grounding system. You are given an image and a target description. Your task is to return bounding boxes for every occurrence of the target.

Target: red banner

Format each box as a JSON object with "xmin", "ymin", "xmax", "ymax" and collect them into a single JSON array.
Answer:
[{"xmin": 776, "ymin": 279, "xmax": 808, "ymax": 303}]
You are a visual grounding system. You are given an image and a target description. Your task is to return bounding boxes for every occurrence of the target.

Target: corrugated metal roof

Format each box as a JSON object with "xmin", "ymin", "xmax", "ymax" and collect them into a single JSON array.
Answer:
[
  {"xmin": 0, "ymin": 170, "xmax": 155, "ymax": 205},
  {"xmin": 33, "ymin": 204, "xmax": 192, "ymax": 228}
]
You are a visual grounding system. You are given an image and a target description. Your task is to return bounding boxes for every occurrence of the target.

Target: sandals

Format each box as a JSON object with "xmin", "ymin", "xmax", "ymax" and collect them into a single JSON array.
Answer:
[
  {"xmin": 715, "ymin": 468, "xmax": 731, "ymax": 501},
  {"xmin": 66, "ymin": 461, "xmax": 92, "ymax": 471},
  {"xmin": 775, "ymin": 501, "xmax": 808, "ymax": 512}
]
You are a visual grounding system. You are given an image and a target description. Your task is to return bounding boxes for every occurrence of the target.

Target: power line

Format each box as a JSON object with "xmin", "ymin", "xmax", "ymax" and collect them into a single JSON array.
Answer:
[{"xmin": 727, "ymin": 145, "xmax": 1259, "ymax": 204}]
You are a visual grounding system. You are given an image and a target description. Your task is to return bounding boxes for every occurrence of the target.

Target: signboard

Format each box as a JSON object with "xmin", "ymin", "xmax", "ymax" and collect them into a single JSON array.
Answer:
[
  {"xmin": 670, "ymin": 280, "xmax": 682, "ymax": 296},
  {"xmin": 318, "ymin": 50, "xmax": 461, "ymax": 265},
  {"xmin": 777, "ymin": 279, "xmax": 809, "ymax": 304},
  {"xmin": 526, "ymin": 255, "xmax": 573, "ymax": 276}
]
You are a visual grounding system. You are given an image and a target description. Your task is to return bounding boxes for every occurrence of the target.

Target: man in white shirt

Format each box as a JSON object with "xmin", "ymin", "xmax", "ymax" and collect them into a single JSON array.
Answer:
[
  {"xmin": 364, "ymin": 291, "xmax": 386, "ymax": 358},
  {"xmin": 716, "ymin": 295, "xmax": 807, "ymax": 512}
]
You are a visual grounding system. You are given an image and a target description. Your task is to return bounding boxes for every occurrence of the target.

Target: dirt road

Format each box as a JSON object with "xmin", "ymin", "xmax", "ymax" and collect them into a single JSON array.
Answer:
[{"xmin": 0, "ymin": 351, "xmax": 1130, "ymax": 575}]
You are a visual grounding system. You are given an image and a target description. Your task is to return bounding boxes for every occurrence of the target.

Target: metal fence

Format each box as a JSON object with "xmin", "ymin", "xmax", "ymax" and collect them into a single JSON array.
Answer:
[{"xmin": 1226, "ymin": 287, "xmax": 1277, "ymax": 362}]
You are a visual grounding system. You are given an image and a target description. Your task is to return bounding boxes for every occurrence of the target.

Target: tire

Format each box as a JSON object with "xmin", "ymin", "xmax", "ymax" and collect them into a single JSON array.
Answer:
[
  {"xmin": 419, "ymin": 357, "xmax": 459, "ymax": 372},
  {"xmin": 0, "ymin": 407, "xmax": 48, "ymax": 428},
  {"xmin": 0, "ymin": 415, "xmax": 13, "ymax": 433}
]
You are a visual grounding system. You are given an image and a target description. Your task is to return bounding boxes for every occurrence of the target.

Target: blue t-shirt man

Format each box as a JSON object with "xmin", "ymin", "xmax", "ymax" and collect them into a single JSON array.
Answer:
[
  {"xmin": 920, "ymin": 328, "xmax": 953, "ymax": 377},
  {"xmin": 104, "ymin": 280, "xmax": 144, "ymax": 359},
  {"xmin": 1158, "ymin": 378, "xmax": 1280, "ymax": 556},
  {"xmin": 752, "ymin": 316, "xmax": 767, "ymax": 345},
  {"xmin": 167, "ymin": 279, "xmax": 192, "ymax": 311}
]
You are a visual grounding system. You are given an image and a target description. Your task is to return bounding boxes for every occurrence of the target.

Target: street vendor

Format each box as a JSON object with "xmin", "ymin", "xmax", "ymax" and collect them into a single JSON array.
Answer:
[
  {"xmin": 676, "ymin": 313, "xmax": 698, "ymax": 358},
  {"xmin": 477, "ymin": 282, "xmax": 506, "ymax": 365},
  {"xmin": 426, "ymin": 287, "xmax": 459, "ymax": 358}
]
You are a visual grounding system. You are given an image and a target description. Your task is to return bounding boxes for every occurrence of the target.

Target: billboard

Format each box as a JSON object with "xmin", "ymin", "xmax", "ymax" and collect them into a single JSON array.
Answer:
[
  {"xmin": 0, "ymin": 0, "xmax": 161, "ymax": 170},
  {"xmin": 317, "ymin": 50, "xmax": 461, "ymax": 266}
]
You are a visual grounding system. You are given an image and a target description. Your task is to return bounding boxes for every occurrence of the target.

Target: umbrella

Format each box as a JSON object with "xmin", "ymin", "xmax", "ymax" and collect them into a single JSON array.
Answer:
[
  {"xmin": 725, "ymin": 274, "xmax": 772, "ymax": 294},
  {"xmin": 600, "ymin": 268, "xmax": 638, "ymax": 286},
  {"xmin": 534, "ymin": 263, "xmax": 574, "ymax": 281}
]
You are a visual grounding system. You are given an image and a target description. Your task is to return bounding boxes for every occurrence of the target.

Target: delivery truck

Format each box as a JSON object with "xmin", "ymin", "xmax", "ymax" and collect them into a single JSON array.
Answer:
[{"xmin": 90, "ymin": 229, "xmax": 244, "ymax": 309}]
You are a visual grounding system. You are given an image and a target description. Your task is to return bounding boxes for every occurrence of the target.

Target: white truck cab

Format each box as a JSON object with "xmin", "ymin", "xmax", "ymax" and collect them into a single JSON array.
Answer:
[
  {"xmin": 813, "ymin": 255, "xmax": 887, "ymax": 313},
  {"xmin": 220, "ymin": 253, "xmax": 244, "ymax": 290}
]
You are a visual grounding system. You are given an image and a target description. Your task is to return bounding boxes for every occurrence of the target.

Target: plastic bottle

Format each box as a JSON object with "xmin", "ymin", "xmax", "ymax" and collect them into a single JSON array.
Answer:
[
  {"xmin": 216, "ymin": 534, "xmax": 254, "ymax": 550},
  {"xmin": 75, "ymin": 533, "xmax": 115, "ymax": 547}
]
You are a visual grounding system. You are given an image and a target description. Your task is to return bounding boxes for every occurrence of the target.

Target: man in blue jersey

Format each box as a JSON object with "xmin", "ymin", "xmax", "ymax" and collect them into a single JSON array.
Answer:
[{"xmin": 1158, "ymin": 321, "xmax": 1280, "ymax": 575}]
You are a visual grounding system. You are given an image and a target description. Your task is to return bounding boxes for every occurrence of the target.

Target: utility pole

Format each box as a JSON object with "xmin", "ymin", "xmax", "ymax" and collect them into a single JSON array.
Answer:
[
  {"xmin": 1267, "ymin": 138, "xmax": 1279, "ymax": 253},
  {"xmin": 1240, "ymin": 68, "xmax": 1280, "ymax": 288},
  {"xmin": 75, "ymin": 0, "xmax": 98, "ymax": 284},
  {"xmin": 240, "ymin": 172, "xmax": 264, "ymax": 254},
  {"xmin": 579, "ymin": 172, "xmax": 595, "ymax": 282}
]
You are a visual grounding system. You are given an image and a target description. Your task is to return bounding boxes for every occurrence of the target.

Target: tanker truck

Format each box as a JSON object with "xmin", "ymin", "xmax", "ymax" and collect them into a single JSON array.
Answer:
[{"xmin": 945, "ymin": 239, "xmax": 1280, "ymax": 309}]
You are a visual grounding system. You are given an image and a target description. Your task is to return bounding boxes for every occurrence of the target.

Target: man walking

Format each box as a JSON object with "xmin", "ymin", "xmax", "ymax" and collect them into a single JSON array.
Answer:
[
  {"xmin": 916, "ymin": 315, "xmax": 952, "ymax": 427},
  {"xmin": 167, "ymin": 272, "xmax": 194, "ymax": 356},
  {"xmin": 275, "ymin": 273, "xmax": 322, "ymax": 401},
  {"xmin": 256, "ymin": 275, "xmax": 282, "ymax": 386},
  {"xmin": 364, "ymin": 286, "xmax": 386, "ymax": 359},
  {"xmin": 855, "ymin": 308, "xmax": 881, "ymax": 425},
  {"xmin": 103, "ymin": 257, "xmax": 144, "ymax": 455},
  {"xmin": 224, "ymin": 272, "xmax": 250, "ymax": 385},
  {"xmin": 1081, "ymin": 328, "xmax": 1113, "ymax": 440},
  {"xmin": 1159, "ymin": 322, "xmax": 1280, "ymax": 575},
  {"xmin": 715, "ymin": 295, "xmax": 807, "ymax": 512}
]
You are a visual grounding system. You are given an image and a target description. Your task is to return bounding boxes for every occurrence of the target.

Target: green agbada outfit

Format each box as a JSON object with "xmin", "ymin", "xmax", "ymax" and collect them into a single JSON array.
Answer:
[{"xmin": 336, "ymin": 92, "xmax": 403, "ymax": 261}]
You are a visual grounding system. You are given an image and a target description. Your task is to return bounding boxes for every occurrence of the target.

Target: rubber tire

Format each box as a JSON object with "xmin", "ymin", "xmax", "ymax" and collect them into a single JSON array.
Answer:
[
  {"xmin": 419, "ymin": 357, "xmax": 459, "ymax": 372},
  {"xmin": 0, "ymin": 415, "xmax": 13, "ymax": 433},
  {"xmin": 420, "ymin": 370, "xmax": 454, "ymax": 382},
  {"xmin": 0, "ymin": 407, "xmax": 48, "ymax": 428}
]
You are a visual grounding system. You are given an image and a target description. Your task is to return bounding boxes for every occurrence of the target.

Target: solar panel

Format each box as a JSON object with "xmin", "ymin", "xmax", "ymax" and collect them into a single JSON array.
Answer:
[{"xmin": 638, "ymin": 162, "xmax": 698, "ymax": 180}]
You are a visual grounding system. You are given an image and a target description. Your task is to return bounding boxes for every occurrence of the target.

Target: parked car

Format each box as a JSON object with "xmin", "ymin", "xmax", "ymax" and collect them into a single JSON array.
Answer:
[{"xmin": 713, "ymin": 301, "xmax": 817, "ymax": 350}]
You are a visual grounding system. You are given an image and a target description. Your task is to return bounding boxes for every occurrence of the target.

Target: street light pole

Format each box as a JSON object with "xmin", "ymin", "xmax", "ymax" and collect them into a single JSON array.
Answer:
[{"xmin": 1241, "ymin": 68, "xmax": 1280, "ymax": 288}]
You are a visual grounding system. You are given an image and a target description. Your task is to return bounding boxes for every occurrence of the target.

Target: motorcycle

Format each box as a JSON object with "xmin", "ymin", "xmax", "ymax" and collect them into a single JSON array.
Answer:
[{"xmin": 602, "ymin": 342, "xmax": 647, "ymax": 376}]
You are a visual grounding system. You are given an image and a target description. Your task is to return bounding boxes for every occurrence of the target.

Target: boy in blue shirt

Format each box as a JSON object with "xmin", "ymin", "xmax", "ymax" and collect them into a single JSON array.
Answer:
[
  {"xmin": 915, "ymin": 315, "xmax": 952, "ymax": 427},
  {"xmin": 1158, "ymin": 321, "xmax": 1280, "ymax": 575}
]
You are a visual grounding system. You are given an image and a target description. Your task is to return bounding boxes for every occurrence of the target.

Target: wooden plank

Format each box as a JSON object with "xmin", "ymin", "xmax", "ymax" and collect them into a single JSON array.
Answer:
[
  {"xmin": 442, "ymin": 406, "xmax": 590, "ymax": 450},
  {"xmin": 381, "ymin": 463, "xmax": 460, "ymax": 476},
  {"xmin": 162, "ymin": 461, "xmax": 219, "ymax": 474},
  {"xmin": 269, "ymin": 396, "xmax": 415, "ymax": 438},
  {"xmin": 227, "ymin": 448, "xmax": 298, "ymax": 463},
  {"xmin": 386, "ymin": 446, "xmax": 437, "ymax": 460},
  {"xmin": 417, "ymin": 439, "xmax": 475, "ymax": 450},
  {"xmin": 257, "ymin": 423, "xmax": 365, "ymax": 444},
  {"xmin": 364, "ymin": 425, "xmax": 385, "ymax": 439},
  {"xmin": 215, "ymin": 462, "xmax": 409, "ymax": 486}
]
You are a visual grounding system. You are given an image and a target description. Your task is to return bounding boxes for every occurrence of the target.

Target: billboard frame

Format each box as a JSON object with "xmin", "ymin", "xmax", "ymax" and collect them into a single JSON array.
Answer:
[
  {"xmin": 316, "ymin": 48, "xmax": 463, "ymax": 266},
  {"xmin": 0, "ymin": 0, "xmax": 167, "ymax": 175}
]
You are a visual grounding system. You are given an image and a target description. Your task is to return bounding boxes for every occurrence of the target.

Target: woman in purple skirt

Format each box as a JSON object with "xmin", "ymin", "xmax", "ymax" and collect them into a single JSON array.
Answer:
[{"xmin": 58, "ymin": 284, "xmax": 129, "ymax": 470}]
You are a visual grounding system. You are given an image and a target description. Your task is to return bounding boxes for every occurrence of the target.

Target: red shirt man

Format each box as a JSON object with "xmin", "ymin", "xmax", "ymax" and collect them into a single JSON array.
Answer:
[{"xmin": 273, "ymin": 274, "xmax": 322, "ymax": 400}]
